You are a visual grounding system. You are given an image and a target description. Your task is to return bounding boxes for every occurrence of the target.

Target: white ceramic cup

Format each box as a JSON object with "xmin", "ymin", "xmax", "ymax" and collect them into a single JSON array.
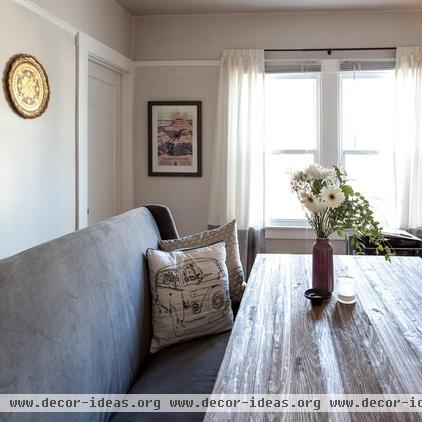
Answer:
[{"xmin": 337, "ymin": 276, "xmax": 357, "ymax": 304}]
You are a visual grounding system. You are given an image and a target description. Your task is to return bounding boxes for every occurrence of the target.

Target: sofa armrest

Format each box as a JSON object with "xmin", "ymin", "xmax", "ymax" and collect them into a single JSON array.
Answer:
[{"xmin": 145, "ymin": 204, "xmax": 179, "ymax": 240}]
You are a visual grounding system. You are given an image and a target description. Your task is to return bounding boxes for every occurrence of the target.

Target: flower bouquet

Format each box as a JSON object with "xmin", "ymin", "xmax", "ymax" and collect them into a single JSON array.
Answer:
[{"xmin": 291, "ymin": 164, "xmax": 392, "ymax": 292}]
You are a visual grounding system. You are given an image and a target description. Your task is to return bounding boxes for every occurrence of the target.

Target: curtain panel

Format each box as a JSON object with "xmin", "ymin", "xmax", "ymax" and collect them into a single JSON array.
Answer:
[
  {"xmin": 208, "ymin": 49, "xmax": 265, "ymax": 229},
  {"xmin": 394, "ymin": 47, "xmax": 422, "ymax": 230},
  {"xmin": 208, "ymin": 49, "xmax": 266, "ymax": 276}
]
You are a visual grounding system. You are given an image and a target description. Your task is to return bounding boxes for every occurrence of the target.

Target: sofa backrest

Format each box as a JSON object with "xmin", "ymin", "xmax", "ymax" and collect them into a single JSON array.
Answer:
[{"xmin": 0, "ymin": 207, "xmax": 164, "ymax": 420}]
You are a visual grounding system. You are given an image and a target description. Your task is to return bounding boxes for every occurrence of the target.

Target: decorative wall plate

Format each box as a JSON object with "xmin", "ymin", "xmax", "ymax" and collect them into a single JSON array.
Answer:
[{"xmin": 5, "ymin": 54, "xmax": 50, "ymax": 119}]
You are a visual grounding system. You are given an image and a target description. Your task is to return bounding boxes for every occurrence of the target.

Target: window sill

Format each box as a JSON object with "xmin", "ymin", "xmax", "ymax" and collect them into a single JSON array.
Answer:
[{"xmin": 265, "ymin": 226, "xmax": 346, "ymax": 241}]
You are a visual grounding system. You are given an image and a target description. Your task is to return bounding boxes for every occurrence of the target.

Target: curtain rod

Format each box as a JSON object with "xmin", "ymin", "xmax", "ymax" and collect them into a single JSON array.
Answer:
[{"xmin": 265, "ymin": 47, "xmax": 396, "ymax": 56}]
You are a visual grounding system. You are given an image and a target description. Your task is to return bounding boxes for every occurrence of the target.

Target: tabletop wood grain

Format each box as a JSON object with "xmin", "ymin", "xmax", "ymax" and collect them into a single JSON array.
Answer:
[{"xmin": 205, "ymin": 255, "xmax": 422, "ymax": 422}]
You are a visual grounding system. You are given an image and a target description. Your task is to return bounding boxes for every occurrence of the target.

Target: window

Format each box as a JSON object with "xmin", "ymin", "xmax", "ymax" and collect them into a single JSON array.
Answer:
[
  {"xmin": 340, "ymin": 68, "xmax": 396, "ymax": 226},
  {"xmin": 265, "ymin": 59, "xmax": 396, "ymax": 228},
  {"xmin": 265, "ymin": 71, "xmax": 320, "ymax": 225}
]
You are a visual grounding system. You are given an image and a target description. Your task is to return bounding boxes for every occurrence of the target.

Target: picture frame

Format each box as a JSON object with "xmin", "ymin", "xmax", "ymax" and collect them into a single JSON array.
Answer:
[{"xmin": 148, "ymin": 101, "xmax": 202, "ymax": 177}]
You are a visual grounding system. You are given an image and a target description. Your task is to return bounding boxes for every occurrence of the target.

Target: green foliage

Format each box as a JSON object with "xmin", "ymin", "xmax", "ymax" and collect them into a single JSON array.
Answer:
[
  {"xmin": 341, "ymin": 185, "xmax": 354, "ymax": 196},
  {"xmin": 291, "ymin": 165, "xmax": 393, "ymax": 261},
  {"xmin": 330, "ymin": 168, "xmax": 392, "ymax": 261}
]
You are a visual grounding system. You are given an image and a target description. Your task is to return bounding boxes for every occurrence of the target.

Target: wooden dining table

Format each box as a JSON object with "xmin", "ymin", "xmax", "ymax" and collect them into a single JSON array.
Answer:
[{"xmin": 205, "ymin": 254, "xmax": 422, "ymax": 421}]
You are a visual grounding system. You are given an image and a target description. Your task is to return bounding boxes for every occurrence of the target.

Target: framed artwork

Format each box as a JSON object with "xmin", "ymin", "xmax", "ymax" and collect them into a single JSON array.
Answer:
[{"xmin": 148, "ymin": 101, "xmax": 202, "ymax": 177}]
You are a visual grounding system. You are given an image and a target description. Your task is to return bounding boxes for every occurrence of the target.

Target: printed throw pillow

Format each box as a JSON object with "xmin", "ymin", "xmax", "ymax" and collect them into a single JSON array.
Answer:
[
  {"xmin": 147, "ymin": 242, "xmax": 233, "ymax": 353},
  {"xmin": 159, "ymin": 220, "xmax": 245, "ymax": 304}
]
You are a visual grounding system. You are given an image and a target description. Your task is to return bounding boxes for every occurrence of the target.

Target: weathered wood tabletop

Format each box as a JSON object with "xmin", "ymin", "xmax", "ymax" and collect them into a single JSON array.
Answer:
[{"xmin": 205, "ymin": 254, "xmax": 422, "ymax": 422}]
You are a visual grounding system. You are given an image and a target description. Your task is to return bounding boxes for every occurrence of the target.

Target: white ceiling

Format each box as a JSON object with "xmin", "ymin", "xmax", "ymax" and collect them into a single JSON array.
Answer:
[{"xmin": 115, "ymin": 0, "xmax": 422, "ymax": 15}]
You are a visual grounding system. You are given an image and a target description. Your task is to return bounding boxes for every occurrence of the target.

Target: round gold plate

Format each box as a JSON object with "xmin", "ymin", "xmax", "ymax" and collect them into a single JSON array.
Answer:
[{"xmin": 5, "ymin": 54, "xmax": 50, "ymax": 119}]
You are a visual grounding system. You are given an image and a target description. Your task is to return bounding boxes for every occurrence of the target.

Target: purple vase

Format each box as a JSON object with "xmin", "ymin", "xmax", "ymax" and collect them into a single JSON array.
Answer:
[{"xmin": 312, "ymin": 238, "xmax": 334, "ymax": 293}]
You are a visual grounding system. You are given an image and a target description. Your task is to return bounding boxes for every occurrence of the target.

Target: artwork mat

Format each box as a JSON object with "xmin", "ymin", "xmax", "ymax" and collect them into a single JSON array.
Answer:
[
  {"xmin": 148, "ymin": 101, "xmax": 202, "ymax": 177},
  {"xmin": 152, "ymin": 105, "xmax": 197, "ymax": 172}
]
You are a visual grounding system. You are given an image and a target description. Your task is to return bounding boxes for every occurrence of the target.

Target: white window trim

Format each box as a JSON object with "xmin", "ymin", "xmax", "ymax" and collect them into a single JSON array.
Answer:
[{"xmin": 265, "ymin": 227, "xmax": 346, "ymax": 240}]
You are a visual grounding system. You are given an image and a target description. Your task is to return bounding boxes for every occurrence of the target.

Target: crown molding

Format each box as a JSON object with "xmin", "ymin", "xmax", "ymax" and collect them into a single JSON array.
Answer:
[{"xmin": 13, "ymin": 0, "xmax": 78, "ymax": 36}]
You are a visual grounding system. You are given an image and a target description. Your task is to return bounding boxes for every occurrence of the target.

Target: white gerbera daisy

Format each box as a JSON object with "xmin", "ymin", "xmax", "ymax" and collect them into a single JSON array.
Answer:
[
  {"xmin": 300, "ymin": 193, "xmax": 315, "ymax": 212},
  {"xmin": 304, "ymin": 164, "xmax": 333, "ymax": 181},
  {"xmin": 321, "ymin": 185, "xmax": 345, "ymax": 209},
  {"xmin": 301, "ymin": 193, "xmax": 326, "ymax": 214},
  {"xmin": 313, "ymin": 198, "xmax": 328, "ymax": 214}
]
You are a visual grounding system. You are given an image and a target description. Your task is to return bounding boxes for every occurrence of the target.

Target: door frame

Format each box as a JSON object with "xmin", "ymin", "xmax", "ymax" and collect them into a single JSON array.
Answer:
[{"xmin": 76, "ymin": 31, "xmax": 134, "ymax": 229}]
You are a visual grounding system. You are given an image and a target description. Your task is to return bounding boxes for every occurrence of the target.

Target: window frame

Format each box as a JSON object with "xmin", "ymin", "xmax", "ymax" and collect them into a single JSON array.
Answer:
[
  {"xmin": 338, "ymin": 69, "xmax": 395, "ymax": 170},
  {"xmin": 264, "ymin": 71, "xmax": 321, "ymax": 228},
  {"xmin": 265, "ymin": 59, "xmax": 395, "ymax": 229}
]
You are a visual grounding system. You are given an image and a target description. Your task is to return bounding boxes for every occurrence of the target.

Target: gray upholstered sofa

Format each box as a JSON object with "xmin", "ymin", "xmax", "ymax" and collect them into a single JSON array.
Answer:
[{"xmin": 0, "ymin": 206, "xmax": 231, "ymax": 422}]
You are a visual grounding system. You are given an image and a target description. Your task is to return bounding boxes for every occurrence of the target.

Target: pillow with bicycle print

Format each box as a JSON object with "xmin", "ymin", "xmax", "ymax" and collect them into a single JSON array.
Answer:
[{"xmin": 146, "ymin": 242, "xmax": 233, "ymax": 353}]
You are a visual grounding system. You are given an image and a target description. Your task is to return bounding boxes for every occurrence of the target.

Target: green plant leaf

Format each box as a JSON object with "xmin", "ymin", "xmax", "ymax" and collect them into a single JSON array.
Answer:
[{"xmin": 342, "ymin": 185, "xmax": 354, "ymax": 196}]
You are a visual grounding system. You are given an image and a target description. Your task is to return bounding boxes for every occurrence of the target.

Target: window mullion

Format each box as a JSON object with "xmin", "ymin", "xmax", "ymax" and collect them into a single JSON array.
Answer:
[{"xmin": 320, "ymin": 59, "xmax": 340, "ymax": 167}]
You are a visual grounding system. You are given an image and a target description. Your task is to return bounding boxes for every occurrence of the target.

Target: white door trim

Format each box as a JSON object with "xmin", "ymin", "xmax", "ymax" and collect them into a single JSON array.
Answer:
[{"xmin": 76, "ymin": 32, "xmax": 134, "ymax": 229}]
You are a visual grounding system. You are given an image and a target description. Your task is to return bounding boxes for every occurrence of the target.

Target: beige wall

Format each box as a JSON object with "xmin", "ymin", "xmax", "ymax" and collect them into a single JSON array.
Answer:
[
  {"xmin": 0, "ymin": 1, "xmax": 76, "ymax": 258},
  {"xmin": 135, "ymin": 66, "xmax": 219, "ymax": 236},
  {"xmin": 133, "ymin": 11, "xmax": 422, "ymax": 250},
  {"xmin": 0, "ymin": 0, "xmax": 133, "ymax": 259},
  {"xmin": 134, "ymin": 11, "xmax": 422, "ymax": 60},
  {"xmin": 32, "ymin": 0, "xmax": 133, "ymax": 58}
]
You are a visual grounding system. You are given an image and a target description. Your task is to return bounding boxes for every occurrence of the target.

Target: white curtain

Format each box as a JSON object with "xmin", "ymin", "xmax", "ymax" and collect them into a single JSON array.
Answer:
[
  {"xmin": 394, "ymin": 47, "xmax": 422, "ymax": 230},
  {"xmin": 208, "ymin": 49, "xmax": 265, "ymax": 231}
]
